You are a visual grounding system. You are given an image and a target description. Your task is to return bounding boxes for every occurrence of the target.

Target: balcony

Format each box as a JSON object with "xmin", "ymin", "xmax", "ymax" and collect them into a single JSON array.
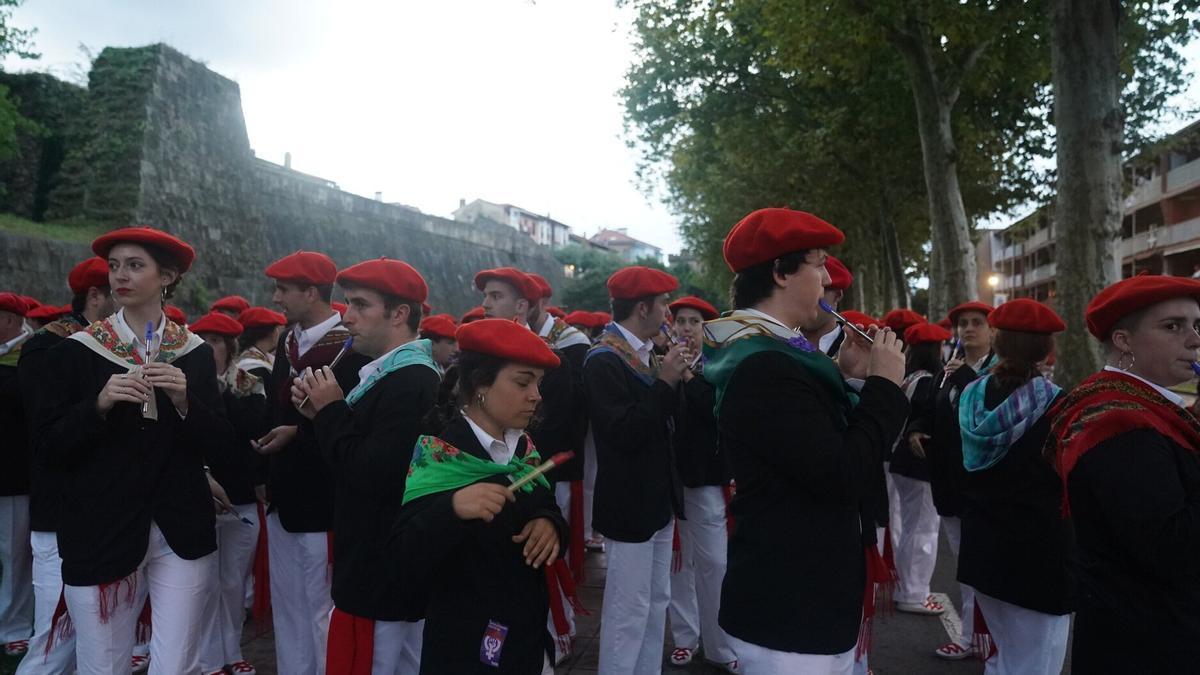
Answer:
[
  {"xmin": 1121, "ymin": 215, "xmax": 1200, "ymax": 259},
  {"xmin": 1167, "ymin": 158, "xmax": 1200, "ymax": 193},
  {"xmin": 1026, "ymin": 262, "xmax": 1057, "ymax": 284},
  {"xmin": 1125, "ymin": 176, "xmax": 1164, "ymax": 211}
]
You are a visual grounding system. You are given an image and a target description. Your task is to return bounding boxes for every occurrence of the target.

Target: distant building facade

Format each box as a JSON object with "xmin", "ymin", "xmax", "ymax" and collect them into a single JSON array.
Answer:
[
  {"xmin": 590, "ymin": 227, "xmax": 663, "ymax": 263},
  {"xmin": 978, "ymin": 119, "xmax": 1200, "ymax": 308},
  {"xmin": 453, "ymin": 198, "xmax": 572, "ymax": 249}
]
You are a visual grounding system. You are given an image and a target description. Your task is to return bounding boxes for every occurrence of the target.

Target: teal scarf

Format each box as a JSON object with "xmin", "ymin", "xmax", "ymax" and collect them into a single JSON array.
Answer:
[
  {"xmin": 345, "ymin": 339, "xmax": 441, "ymax": 406},
  {"xmin": 959, "ymin": 374, "xmax": 1060, "ymax": 472}
]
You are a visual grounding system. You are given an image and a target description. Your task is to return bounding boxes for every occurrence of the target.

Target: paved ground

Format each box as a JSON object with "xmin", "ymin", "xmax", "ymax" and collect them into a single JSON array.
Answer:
[{"xmin": 1, "ymin": 528, "xmax": 1071, "ymax": 674}]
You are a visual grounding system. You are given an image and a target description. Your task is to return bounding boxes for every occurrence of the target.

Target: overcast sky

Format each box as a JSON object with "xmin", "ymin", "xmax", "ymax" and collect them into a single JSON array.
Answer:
[
  {"xmin": 2, "ymin": 0, "xmax": 684, "ymax": 252},
  {"xmin": 4, "ymin": 2, "xmax": 1199, "ymax": 257}
]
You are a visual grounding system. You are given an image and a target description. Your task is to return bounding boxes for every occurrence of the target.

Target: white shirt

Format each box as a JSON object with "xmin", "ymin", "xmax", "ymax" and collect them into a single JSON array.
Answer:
[
  {"xmin": 292, "ymin": 311, "xmax": 341, "ymax": 357},
  {"xmin": 1102, "ymin": 365, "xmax": 1187, "ymax": 408},
  {"xmin": 818, "ymin": 324, "xmax": 843, "ymax": 354},
  {"xmin": 612, "ymin": 321, "xmax": 653, "ymax": 367},
  {"xmin": 464, "ymin": 415, "xmax": 523, "ymax": 465},
  {"xmin": 356, "ymin": 339, "xmax": 414, "ymax": 384},
  {"xmin": 113, "ymin": 308, "xmax": 166, "ymax": 363}
]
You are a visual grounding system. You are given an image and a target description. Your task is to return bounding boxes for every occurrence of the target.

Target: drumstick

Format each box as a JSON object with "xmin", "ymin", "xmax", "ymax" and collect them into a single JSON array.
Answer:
[
  {"xmin": 297, "ymin": 337, "xmax": 354, "ymax": 410},
  {"xmin": 938, "ymin": 339, "xmax": 962, "ymax": 388},
  {"xmin": 507, "ymin": 451, "xmax": 575, "ymax": 494}
]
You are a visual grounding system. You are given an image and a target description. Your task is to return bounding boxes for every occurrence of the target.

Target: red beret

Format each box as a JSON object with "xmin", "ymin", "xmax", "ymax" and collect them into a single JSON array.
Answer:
[
  {"xmin": 164, "ymin": 305, "xmax": 188, "ymax": 325},
  {"xmin": 421, "ymin": 302, "xmax": 433, "ymax": 316},
  {"xmin": 237, "ymin": 307, "xmax": 287, "ymax": 329},
  {"xmin": 1086, "ymin": 274, "xmax": 1200, "ymax": 339},
  {"xmin": 20, "ymin": 296, "xmax": 41, "ymax": 310},
  {"xmin": 420, "ymin": 313, "xmax": 458, "ymax": 340},
  {"xmin": 337, "ymin": 258, "xmax": 428, "ymax": 304},
  {"xmin": 69, "ymin": 257, "xmax": 110, "ymax": 295},
  {"xmin": 564, "ymin": 310, "xmax": 594, "ymax": 327},
  {"xmin": 93, "ymin": 227, "xmax": 196, "ymax": 273},
  {"xmin": 546, "ymin": 306, "xmax": 566, "ymax": 319},
  {"xmin": 265, "ymin": 251, "xmax": 337, "ymax": 286},
  {"xmin": 904, "ymin": 322, "xmax": 953, "ymax": 345},
  {"xmin": 606, "ymin": 266, "xmax": 679, "ymax": 300},
  {"xmin": 474, "ymin": 267, "xmax": 541, "ymax": 302},
  {"xmin": 527, "ymin": 273, "xmax": 553, "ymax": 299},
  {"xmin": 0, "ymin": 293, "xmax": 29, "ymax": 317},
  {"xmin": 210, "ymin": 296, "xmax": 250, "ymax": 314},
  {"xmin": 669, "ymin": 296, "xmax": 718, "ymax": 321},
  {"xmin": 332, "ymin": 302, "xmax": 347, "ymax": 316},
  {"xmin": 824, "ymin": 255, "xmax": 852, "ymax": 291},
  {"xmin": 456, "ymin": 318, "xmax": 561, "ymax": 370},
  {"xmin": 989, "ymin": 299, "xmax": 1065, "ymax": 334},
  {"xmin": 938, "ymin": 317, "xmax": 953, "ymax": 330},
  {"xmin": 593, "ymin": 311, "xmax": 612, "ymax": 325},
  {"xmin": 723, "ymin": 208, "xmax": 845, "ymax": 273},
  {"xmin": 838, "ymin": 310, "xmax": 878, "ymax": 327},
  {"xmin": 461, "ymin": 307, "xmax": 486, "ymax": 324},
  {"xmin": 190, "ymin": 312, "xmax": 243, "ymax": 337},
  {"xmin": 881, "ymin": 309, "xmax": 926, "ymax": 334},
  {"xmin": 27, "ymin": 304, "xmax": 70, "ymax": 322},
  {"xmin": 948, "ymin": 301, "xmax": 995, "ymax": 325}
]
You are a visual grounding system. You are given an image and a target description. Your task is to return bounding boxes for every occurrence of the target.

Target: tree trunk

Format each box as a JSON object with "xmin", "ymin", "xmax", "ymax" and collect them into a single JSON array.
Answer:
[
  {"xmin": 1050, "ymin": 0, "xmax": 1123, "ymax": 388},
  {"xmin": 878, "ymin": 192, "xmax": 911, "ymax": 308},
  {"xmin": 903, "ymin": 71, "xmax": 978, "ymax": 320}
]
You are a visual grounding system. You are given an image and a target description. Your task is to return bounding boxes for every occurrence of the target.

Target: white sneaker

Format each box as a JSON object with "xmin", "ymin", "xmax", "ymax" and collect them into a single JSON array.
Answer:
[
  {"xmin": 669, "ymin": 646, "xmax": 695, "ymax": 666},
  {"xmin": 896, "ymin": 595, "xmax": 946, "ymax": 615},
  {"xmin": 934, "ymin": 642, "xmax": 976, "ymax": 660}
]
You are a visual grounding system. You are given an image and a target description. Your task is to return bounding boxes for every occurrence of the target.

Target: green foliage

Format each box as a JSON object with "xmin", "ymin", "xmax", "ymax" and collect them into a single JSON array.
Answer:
[
  {"xmin": 0, "ymin": 210, "xmax": 105, "ymax": 242},
  {"xmin": 620, "ymin": 0, "xmax": 1200, "ymax": 311},
  {"xmin": 0, "ymin": 0, "xmax": 38, "ymax": 169}
]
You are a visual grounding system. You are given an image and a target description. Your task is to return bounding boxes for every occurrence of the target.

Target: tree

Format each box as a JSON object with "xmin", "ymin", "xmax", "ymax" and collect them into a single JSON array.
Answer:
[
  {"xmin": 1050, "ymin": 1, "xmax": 1200, "ymax": 388},
  {"xmin": 0, "ymin": 0, "xmax": 38, "ymax": 161}
]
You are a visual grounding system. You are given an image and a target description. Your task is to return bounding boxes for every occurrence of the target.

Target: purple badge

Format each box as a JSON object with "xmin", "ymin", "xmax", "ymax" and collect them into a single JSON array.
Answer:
[{"xmin": 479, "ymin": 620, "xmax": 508, "ymax": 668}]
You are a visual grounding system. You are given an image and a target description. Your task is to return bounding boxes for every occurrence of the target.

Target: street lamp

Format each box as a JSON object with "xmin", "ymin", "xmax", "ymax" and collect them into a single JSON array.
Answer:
[{"xmin": 987, "ymin": 273, "xmax": 1000, "ymax": 288}]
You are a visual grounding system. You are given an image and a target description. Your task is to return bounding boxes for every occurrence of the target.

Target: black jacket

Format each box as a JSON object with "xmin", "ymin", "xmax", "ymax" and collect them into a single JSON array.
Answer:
[
  {"xmin": 716, "ymin": 350, "xmax": 908, "ymax": 654},
  {"xmin": 892, "ymin": 375, "xmax": 934, "ymax": 482},
  {"xmin": 957, "ymin": 378, "xmax": 1075, "ymax": 615},
  {"xmin": 36, "ymin": 338, "xmax": 223, "ymax": 586},
  {"xmin": 391, "ymin": 416, "xmax": 568, "ymax": 674},
  {"xmin": 922, "ymin": 362, "xmax": 983, "ymax": 517},
  {"xmin": 210, "ymin": 389, "xmax": 269, "ymax": 506},
  {"xmin": 545, "ymin": 342, "xmax": 589, "ymax": 483},
  {"xmin": 312, "ymin": 361, "xmax": 438, "ymax": 620},
  {"xmin": 18, "ymin": 320, "xmax": 79, "ymax": 531},
  {"xmin": 1068, "ymin": 428, "xmax": 1200, "ymax": 673},
  {"xmin": 583, "ymin": 348, "xmax": 682, "ymax": 542},
  {"xmin": 673, "ymin": 373, "xmax": 730, "ymax": 489},
  {"xmin": 265, "ymin": 327, "xmax": 369, "ymax": 533},
  {"xmin": 0, "ymin": 342, "xmax": 29, "ymax": 497}
]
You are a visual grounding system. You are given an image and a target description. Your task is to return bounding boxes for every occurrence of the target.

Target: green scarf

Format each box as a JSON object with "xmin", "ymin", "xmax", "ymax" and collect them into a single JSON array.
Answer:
[
  {"xmin": 402, "ymin": 433, "xmax": 550, "ymax": 505},
  {"xmin": 703, "ymin": 311, "xmax": 859, "ymax": 429},
  {"xmin": 345, "ymin": 339, "xmax": 440, "ymax": 406}
]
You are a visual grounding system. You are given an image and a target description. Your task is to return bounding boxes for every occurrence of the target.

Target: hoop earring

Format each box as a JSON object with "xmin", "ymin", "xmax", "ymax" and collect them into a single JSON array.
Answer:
[
  {"xmin": 160, "ymin": 288, "xmax": 167, "ymax": 306},
  {"xmin": 1117, "ymin": 351, "xmax": 1136, "ymax": 371},
  {"xmin": 476, "ymin": 393, "xmax": 486, "ymax": 408}
]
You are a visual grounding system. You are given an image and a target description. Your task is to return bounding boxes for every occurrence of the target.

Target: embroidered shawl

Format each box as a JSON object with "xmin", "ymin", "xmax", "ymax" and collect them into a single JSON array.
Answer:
[
  {"xmin": 67, "ymin": 315, "xmax": 203, "ymax": 369},
  {"xmin": 585, "ymin": 323, "xmax": 659, "ymax": 386},
  {"xmin": 402, "ymin": 434, "xmax": 549, "ymax": 505},
  {"xmin": 542, "ymin": 316, "xmax": 591, "ymax": 350},
  {"xmin": 1044, "ymin": 369, "xmax": 1200, "ymax": 514}
]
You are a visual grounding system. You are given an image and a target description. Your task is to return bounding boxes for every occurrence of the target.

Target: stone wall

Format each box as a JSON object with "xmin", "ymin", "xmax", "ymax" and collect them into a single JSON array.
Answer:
[{"xmin": 2, "ymin": 44, "xmax": 564, "ymax": 316}]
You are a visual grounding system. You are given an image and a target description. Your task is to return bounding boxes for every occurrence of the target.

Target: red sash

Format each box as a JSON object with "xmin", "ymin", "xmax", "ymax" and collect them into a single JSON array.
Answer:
[{"xmin": 326, "ymin": 608, "xmax": 374, "ymax": 675}]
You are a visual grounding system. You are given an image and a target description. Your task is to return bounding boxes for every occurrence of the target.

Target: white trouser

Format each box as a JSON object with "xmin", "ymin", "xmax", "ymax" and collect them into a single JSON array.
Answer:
[
  {"xmin": 267, "ymin": 512, "xmax": 332, "ymax": 675},
  {"xmin": 597, "ymin": 523, "xmax": 672, "ymax": 675},
  {"xmin": 368, "ymin": 618, "xmax": 423, "ymax": 674},
  {"xmin": 728, "ymin": 635, "xmax": 855, "ymax": 675},
  {"xmin": 64, "ymin": 522, "xmax": 213, "ymax": 675},
  {"xmin": 198, "ymin": 510, "xmax": 259, "ymax": 670},
  {"xmin": 891, "ymin": 474, "xmax": 940, "ymax": 604},
  {"xmin": 15, "ymin": 530, "xmax": 75, "ymax": 674},
  {"xmin": 942, "ymin": 516, "xmax": 975, "ymax": 646},
  {"xmin": 974, "ymin": 591, "xmax": 1069, "ymax": 675},
  {"xmin": 0, "ymin": 495, "xmax": 34, "ymax": 642},
  {"xmin": 582, "ymin": 429, "xmax": 598, "ymax": 542},
  {"xmin": 668, "ymin": 487, "xmax": 736, "ymax": 664},
  {"xmin": 547, "ymin": 483, "xmax": 576, "ymax": 661}
]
